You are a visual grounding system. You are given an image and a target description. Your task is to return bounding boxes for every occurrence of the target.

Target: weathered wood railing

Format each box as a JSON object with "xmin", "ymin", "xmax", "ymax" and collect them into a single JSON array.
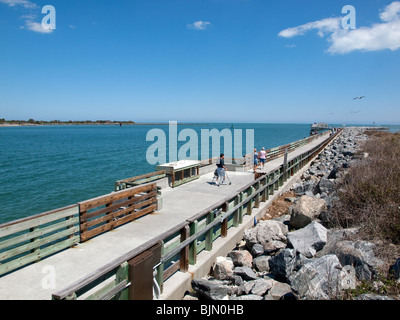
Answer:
[
  {"xmin": 0, "ymin": 183, "xmax": 158, "ymax": 276},
  {"xmin": 51, "ymin": 129, "xmax": 342, "ymax": 300},
  {"xmin": 0, "ymin": 205, "xmax": 80, "ymax": 276},
  {"xmin": 79, "ymin": 183, "xmax": 158, "ymax": 242},
  {"xmin": 115, "ymin": 171, "xmax": 166, "ymax": 191}
]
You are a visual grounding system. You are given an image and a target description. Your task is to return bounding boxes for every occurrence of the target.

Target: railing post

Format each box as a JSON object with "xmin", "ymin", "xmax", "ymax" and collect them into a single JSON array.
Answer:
[
  {"xmin": 116, "ymin": 262, "xmax": 129, "ymax": 300},
  {"xmin": 269, "ymin": 173, "xmax": 274, "ymax": 196},
  {"xmin": 189, "ymin": 220, "xmax": 198, "ymax": 265},
  {"xmin": 238, "ymin": 192, "xmax": 244, "ymax": 224},
  {"xmin": 156, "ymin": 241, "xmax": 165, "ymax": 292},
  {"xmin": 221, "ymin": 202, "xmax": 229, "ymax": 238},
  {"xmin": 261, "ymin": 176, "xmax": 268, "ymax": 202},
  {"xmin": 274, "ymin": 170, "xmax": 279, "ymax": 191},
  {"xmin": 233, "ymin": 195, "xmax": 239, "ymax": 227},
  {"xmin": 283, "ymin": 148, "xmax": 288, "ymax": 182},
  {"xmin": 180, "ymin": 225, "xmax": 189, "ymax": 272},
  {"xmin": 254, "ymin": 181, "xmax": 260, "ymax": 208},
  {"xmin": 205, "ymin": 211, "xmax": 215, "ymax": 251}
]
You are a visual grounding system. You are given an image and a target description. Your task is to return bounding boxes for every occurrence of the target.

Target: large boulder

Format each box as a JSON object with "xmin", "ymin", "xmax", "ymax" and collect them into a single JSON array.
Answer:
[
  {"xmin": 191, "ymin": 279, "xmax": 231, "ymax": 300},
  {"xmin": 243, "ymin": 220, "xmax": 288, "ymax": 249},
  {"xmin": 289, "ymin": 195, "xmax": 327, "ymax": 229},
  {"xmin": 330, "ymin": 240, "xmax": 384, "ymax": 281},
  {"xmin": 318, "ymin": 175, "xmax": 336, "ymax": 195},
  {"xmin": 233, "ymin": 266, "xmax": 258, "ymax": 281},
  {"xmin": 265, "ymin": 280, "xmax": 293, "ymax": 300},
  {"xmin": 250, "ymin": 278, "xmax": 273, "ymax": 296},
  {"xmin": 286, "ymin": 221, "xmax": 327, "ymax": 258},
  {"xmin": 290, "ymin": 254, "xmax": 355, "ymax": 300},
  {"xmin": 316, "ymin": 228, "xmax": 359, "ymax": 257},
  {"xmin": 253, "ymin": 255, "xmax": 271, "ymax": 272},
  {"xmin": 228, "ymin": 250, "xmax": 253, "ymax": 268},
  {"xmin": 213, "ymin": 256, "xmax": 234, "ymax": 280},
  {"xmin": 268, "ymin": 248, "xmax": 298, "ymax": 283}
]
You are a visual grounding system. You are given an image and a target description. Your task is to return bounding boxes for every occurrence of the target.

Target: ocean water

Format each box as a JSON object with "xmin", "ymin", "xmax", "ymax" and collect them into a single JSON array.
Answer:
[{"xmin": 1, "ymin": 122, "xmax": 395, "ymax": 223}]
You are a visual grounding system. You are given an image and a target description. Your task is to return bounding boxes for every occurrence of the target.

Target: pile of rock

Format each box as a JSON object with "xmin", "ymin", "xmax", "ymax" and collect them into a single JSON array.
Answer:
[
  {"xmin": 186, "ymin": 128, "xmax": 399, "ymax": 300},
  {"xmin": 290, "ymin": 127, "xmax": 368, "ymax": 209}
]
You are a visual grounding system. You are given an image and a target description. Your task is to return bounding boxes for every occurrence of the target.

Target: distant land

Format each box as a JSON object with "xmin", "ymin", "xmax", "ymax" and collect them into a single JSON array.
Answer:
[
  {"xmin": 0, "ymin": 119, "xmax": 211, "ymax": 127},
  {"xmin": 0, "ymin": 118, "xmax": 135, "ymax": 126}
]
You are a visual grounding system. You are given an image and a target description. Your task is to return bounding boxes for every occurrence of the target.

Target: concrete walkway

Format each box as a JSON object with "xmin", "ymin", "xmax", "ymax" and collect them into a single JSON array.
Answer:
[{"xmin": 0, "ymin": 133, "xmax": 330, "ymax": 300}]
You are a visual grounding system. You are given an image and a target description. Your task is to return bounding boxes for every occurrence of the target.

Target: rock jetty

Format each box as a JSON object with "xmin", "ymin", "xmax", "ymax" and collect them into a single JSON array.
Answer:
[{"xmin": 185, "ymin": 127, "xmax": 399, "ymax": 300}]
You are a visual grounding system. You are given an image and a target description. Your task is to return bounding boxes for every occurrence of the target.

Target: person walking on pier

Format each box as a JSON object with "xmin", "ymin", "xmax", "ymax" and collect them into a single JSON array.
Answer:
[
  {"xmin": 216, "ymin": 153, "xmax": 227, "ymax": 185},
  {"xmin": 259, "ymin": 147, "xmax": 266, "ymax": 169},
  {"xmin": 253, "ymin": 148, "xmax": 259, "ymax": 172}
]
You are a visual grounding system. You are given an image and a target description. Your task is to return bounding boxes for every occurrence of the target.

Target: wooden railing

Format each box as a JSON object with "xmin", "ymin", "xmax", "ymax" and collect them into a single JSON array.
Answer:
[
  {"xmin": 0, "ymin": 205, "xmax": 80, "ymax": 276},
  {"xmin": 79, "ymin": 183, "xmax": 158, "ymax": 242},
  {"xmin": 115, "ymin": 171, "xmax": 166, "ymax": 191},
  {"xmin": 0, "ymin": 183, "xmax": 158, "ymax": 276},
  {"xmin": 51, "ymin": 129, "xmax": 342, "ymax": 300}
]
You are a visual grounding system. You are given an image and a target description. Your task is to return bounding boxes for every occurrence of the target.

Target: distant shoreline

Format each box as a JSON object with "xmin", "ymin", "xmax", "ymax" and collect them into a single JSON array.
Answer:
[{"xmin": 0, "ymin": 122, "xmax": 212, "ymax": 127}]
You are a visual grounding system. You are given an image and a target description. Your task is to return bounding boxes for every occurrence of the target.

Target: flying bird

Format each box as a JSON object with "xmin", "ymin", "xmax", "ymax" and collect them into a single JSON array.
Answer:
[{"xmin": 353, "ymin": 96, "xmax": 366, "ymax": 100}]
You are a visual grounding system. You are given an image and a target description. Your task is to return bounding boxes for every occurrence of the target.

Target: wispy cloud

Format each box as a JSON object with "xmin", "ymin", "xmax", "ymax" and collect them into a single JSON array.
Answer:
[
  {"xmin": 0, "ymin": 0, "xmax": 37, "ymax": 9},
  {"xmin": 278, "ymin": 17, "xmax": 341, "ymax": 38},
  {"xmin": 278, "ymin": 1, "xmax": 400, "ymax": 54},
  {"xmin": 1, "ymin": 0, "xmax": 55, "ymax": 34},
  {"xmin": 23, "ymin": 19, "xmax": 53, "ymax": 34},
  {"xmin": 187, "ymin": 20, "xmax": 211, "ymax": 30}
]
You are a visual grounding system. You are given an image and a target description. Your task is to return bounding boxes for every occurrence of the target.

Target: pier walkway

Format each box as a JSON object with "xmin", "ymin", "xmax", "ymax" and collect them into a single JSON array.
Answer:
[{"xmin": 0, "ymin": 132, "xmax": 333, "ymax": 300}]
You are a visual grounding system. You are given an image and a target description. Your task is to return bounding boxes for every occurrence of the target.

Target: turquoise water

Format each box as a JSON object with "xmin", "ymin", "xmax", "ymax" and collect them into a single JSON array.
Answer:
[{"xmin": 0, "ymin": 123, "xmax": 397, "ymax": 223}]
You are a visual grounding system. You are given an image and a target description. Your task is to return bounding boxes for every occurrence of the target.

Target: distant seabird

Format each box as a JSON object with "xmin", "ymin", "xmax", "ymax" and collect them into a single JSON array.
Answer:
[{"xmin": 353, "ymin": 96, "xmax": 366, "ymax": 100}]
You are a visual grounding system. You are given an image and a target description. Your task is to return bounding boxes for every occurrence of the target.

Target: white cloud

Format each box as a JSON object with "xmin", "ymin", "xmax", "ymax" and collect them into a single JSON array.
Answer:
[
  {"xmin": 0, "ymin": 0, "xmax": 37, "ymax": 9},
  {"xmin": 278, "ymin": 17, "xmax": 341, "ymax": 38},
  {"xmin": 20, "ymin": 14, "xmax": 54, "ymax": 34},
  {"xmin": 328, "ymin": 20, "xmax": 400, "ymax": 54},
  {"xmin": 380, "ymin": 1, "xmax": 400, "ymax": 22},
  {"xmin": 25, "ymin": 20, "xmax": 53, "ymax": 33},
  {"xmin": 1, "ymin": 0, "xmax": 55, "ymax": 34},
  {"xmin": 187, "ymin": 21, "xmax": 211, "ymax": 30},
  {"xmin": 278, "ymin": 1, "xmax": 400, "ymax": 54}
]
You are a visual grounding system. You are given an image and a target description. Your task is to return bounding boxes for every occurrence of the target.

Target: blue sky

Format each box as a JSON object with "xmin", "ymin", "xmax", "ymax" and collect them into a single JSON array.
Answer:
[{"xmin": 0, "ymin": 0, "xmax": 399, "ymax": 124}]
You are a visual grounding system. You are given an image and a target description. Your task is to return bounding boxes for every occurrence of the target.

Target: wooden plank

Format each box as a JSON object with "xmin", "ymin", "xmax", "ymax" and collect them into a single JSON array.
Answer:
[
  {"xmin": 0, "ymin": 216, "xmax": 79, "ymax": 251},
  {"xmin": 1, "ymin": 225, "xmax": 80, "ymax": 261},
  {"xmin": 0, "ymin": 236, "xmax": 79, "ymax": 276},
  {"xmin": 85, "ymin": 278, "xmax": 119, "ymax": 300},
  {"xmin": 80, "ymin": 190, "xmax": 156, "ymax": 222},
  {"xmin": 79, "ymin": 183, "xmax": 156, "ymax": 212},
  {"xmin": 117, "ymin": 170, "xmax": 166, "ymax": 184},
  {"xmin": 163, "ymin": 235, "xmax": 181, "ymax": 257},
  {"xmin": 80, "ymin": 204, "xmax": 156, "ymax": 242},
  {"xmin": 98, "ymin": 280, "xmax": 129, "ymax": 300},
  {"xmin": 163, "ymin": 261, "xmax": 180, "ymax": 281},
  {"xmin": 81, "ymin": 197, "xmax": 156, "ymax": 230},
  {"xmin": 0, "ymin": 205, "xmax": 78, "ymax": 238},
  {"xmin": 172, "ymin": 174, "xmax": 199, "ymax": 188},
  {"xmin": 125, "ymin": 173, "xmax": 166, "ymax": 186}
]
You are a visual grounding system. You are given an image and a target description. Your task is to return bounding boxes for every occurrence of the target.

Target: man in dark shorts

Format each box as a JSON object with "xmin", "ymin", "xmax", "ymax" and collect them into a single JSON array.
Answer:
[{"xmin": 216, "ymin": 153, "xmax": 227, "ymax": 185}]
